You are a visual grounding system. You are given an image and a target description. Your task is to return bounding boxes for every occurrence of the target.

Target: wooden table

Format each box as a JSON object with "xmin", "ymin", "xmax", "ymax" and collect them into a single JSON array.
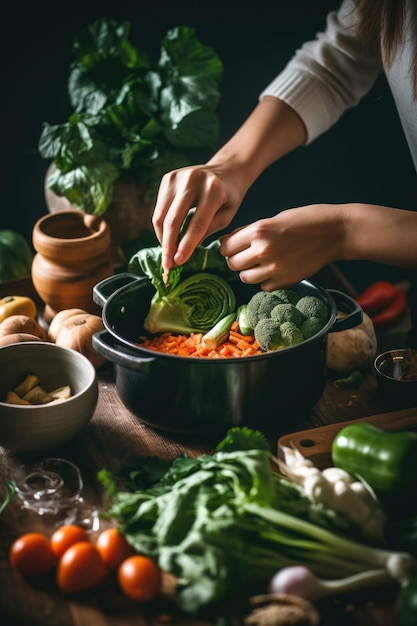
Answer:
[{"xmin": 1, "ymin": 352, "xmax": 415, "ymax": 626}]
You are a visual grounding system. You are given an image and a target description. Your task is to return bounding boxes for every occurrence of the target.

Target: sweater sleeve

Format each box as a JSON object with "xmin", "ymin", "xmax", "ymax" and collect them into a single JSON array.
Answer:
[{"xmin": 260, "ymin": 0, "xmax": 382, "ymax": 144}]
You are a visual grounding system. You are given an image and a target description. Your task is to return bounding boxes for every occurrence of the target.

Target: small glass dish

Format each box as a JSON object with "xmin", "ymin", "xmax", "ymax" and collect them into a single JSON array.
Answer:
[
  {"xmin": 374, "ymin": 348, "xmax": 417, "ymax": 409},
  {"xmin": 12, "ymin": 457, "xmax": 99, "ymax": 530}
]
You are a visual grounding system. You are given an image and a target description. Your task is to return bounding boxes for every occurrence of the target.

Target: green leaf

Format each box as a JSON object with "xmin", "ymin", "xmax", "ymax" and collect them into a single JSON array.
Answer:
[
  {"xmin": 215, "ymin": 427, "xmax": 271, "ymax": 453},
  {"xmin": 38, "ymin": 19, "xmax": 222, "ymax": 216}
]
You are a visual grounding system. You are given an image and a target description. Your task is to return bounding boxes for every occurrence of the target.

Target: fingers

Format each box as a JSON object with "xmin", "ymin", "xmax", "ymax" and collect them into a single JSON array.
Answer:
[
  {"xmin": 153, "ymin": 167, "xmax": 230, "ymax": 270},
  {"xmin": 152, "ymin": 171, "xmax": 195, "ymax": 270}
]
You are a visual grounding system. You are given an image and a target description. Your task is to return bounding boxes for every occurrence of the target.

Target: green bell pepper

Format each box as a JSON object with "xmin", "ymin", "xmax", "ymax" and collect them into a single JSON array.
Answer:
[
  {"xmin": 0, "ymin": 230, "xmax": 33, "ymax": 281},
  {"xmin": 331, "ymin": 422, "xmax": 417, "ymax": 502}
]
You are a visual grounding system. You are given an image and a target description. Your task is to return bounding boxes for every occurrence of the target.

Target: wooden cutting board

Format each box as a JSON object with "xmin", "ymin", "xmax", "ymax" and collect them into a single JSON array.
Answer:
[{"xmin": 277, "ymin": 406, "xmax": 417, "ymax": 469}]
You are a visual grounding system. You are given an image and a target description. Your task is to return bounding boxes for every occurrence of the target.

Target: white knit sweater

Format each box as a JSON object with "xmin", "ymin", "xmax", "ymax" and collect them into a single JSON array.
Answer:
[{"xmin": 260, "ymin": 0, "xmax": 417, "ymax": 172}]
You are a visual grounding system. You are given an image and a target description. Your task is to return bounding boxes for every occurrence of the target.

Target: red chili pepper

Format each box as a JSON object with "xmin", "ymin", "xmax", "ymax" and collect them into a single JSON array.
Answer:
[
  {"xmin": 370, "ymin": 288, "xmax": 408, "ymax": 328},
  {"xmin": 356, "ymin": 280, "xmax": 400, "ymax": 316}
]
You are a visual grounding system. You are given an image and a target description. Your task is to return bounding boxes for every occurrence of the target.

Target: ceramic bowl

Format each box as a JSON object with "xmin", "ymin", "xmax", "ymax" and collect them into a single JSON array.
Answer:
[
  {"xmin": 0, "ymin": 342, "xmax": 98, "ymax": 454},
  {"xmin": 374, "ymin": 348, "xmax": 417, "ymax": 409}
]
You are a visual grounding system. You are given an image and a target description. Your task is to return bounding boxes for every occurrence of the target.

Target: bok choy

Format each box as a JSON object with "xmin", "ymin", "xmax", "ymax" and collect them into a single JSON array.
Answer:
[{"xmin": 128, "ymin": 240, "xmax": 238, "ymax": 334}]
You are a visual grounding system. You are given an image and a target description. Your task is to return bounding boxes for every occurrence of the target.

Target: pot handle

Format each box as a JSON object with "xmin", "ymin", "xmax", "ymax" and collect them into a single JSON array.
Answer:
[
  {"xmin": 92, "ymin": 330, "xmax": 157, "ymax": 370},
  {"xmin": 327, "ymin": 289, "xmax": 363, "ymax": 333},
  {"xmin": 93, "ymin": 272, "xmax": 142, "ymax": 308}
]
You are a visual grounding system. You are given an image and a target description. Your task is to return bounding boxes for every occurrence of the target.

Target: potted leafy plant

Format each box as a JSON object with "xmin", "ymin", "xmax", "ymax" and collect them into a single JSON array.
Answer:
[{"xmin": 39, "ymin": 18, "xmax": 223, "ymax": 258}]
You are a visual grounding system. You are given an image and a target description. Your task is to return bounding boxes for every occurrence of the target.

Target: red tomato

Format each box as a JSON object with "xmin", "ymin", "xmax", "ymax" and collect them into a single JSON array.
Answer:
[
  {"xmin": 57, "ymin": 541, "xmax": 107, "ymax": 594},
  {"xmin": 117, "ymin": 555, "xmax": 162, "ymax": 602},
  {"xmin": 50, "ymin": 524, "xmax": 90, "ymax": 559},
  {"xmin": 96, "ymin": 527, "xmax": 135, "ymax": 570},
  {"xmin": 9, "ymin": 532, "xmax": 56, "ymax": 576}
]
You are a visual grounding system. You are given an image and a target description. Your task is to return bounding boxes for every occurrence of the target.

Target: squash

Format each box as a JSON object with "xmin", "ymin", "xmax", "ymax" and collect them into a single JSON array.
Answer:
[
  {"xmin": 48, "ymin": 308, "xmax": 106, "ymax": 368},
  {"xmin": 326, "ymin": 310, "xmax": 378, "ymax": 372},
  {"xmin": 0, "ymin": 315, "xmax": 47, "ymax": 341}
]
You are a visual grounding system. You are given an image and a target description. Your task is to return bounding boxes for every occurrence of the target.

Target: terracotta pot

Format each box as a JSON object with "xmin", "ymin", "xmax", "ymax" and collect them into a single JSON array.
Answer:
[
  {"xmin": 32, "ymin": 211, "xmax": 114, "ymax": 322},
  {"xmin": 44, "ymin": 164, "xmax": 155, "ymax": 267}
]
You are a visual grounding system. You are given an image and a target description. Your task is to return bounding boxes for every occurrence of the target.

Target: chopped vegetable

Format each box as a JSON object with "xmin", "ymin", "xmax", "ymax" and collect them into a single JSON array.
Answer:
[
  {"xmin": 254, "ymin": 318, "xmax": 284, "ymax": 351},
  {"xmin": 270, "ymin": 303, "xmax": 305, "ymax": 327},
  {"xmin": 236, "ymin": 304, "xmax": 252, "ymax": 336},
  {"xmin": 4, "ymin": 373, "xmax": 73, "ymax": 405},
  {"xmin": 137, "ymin": 322, "xmax": 262, "ymax": 358},
  {"xmin": 201, "ymin": 313, "xmax": 236, "ymax": 350},
  {"xmin": 246, "ymin": 291, "xmax": 283, "ymax": 329},
  {"xmin": 98, "ymin": 427, "xmax": 417, "ymax": 614},
  {"xmin": 246, "ymin": 289, "xmax": 327, "ymax": 352},
  {"xmin": 295, "ymin": 296, "xmax": 328, "ymax": 324}
]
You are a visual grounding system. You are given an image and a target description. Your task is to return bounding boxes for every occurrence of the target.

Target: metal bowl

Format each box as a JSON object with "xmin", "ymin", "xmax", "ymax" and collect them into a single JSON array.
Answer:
[{"xmin": 374, "ymin": 348, "xmax": 417, "ymax": 409}]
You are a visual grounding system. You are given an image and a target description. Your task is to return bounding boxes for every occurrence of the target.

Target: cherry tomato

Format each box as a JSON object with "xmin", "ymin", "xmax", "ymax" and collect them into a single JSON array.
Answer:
[
  {"xmin": 50, "ymin": 524, "xmax": 90, "ymax": 559},
  {"xmin": 117, "ymin": 555, "xmax": 162, "ymax": 602},
  {"xmin": 96, "ymin": 527, "xmax": 135, "ymax": 570},
  {"xmin": 9, "ymin": 532, "xmax": 56, "ymax": 576},
  {"xmin": 57, "ymin": 541, "xmax": 107, "ymax": 594}
]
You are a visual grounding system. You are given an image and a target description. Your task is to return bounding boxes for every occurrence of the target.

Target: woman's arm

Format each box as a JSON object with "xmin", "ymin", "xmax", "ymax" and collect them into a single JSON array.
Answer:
[
  {"xmin": 152, "ymin": 96, "xmax": 306, "ymax": 271},
  {"xmin": 219, "ymin": 203, "xmax": 417, "ymax": 291}
]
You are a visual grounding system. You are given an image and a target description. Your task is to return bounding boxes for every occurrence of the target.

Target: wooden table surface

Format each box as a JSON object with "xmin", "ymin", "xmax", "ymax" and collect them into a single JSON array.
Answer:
[{"xmin": 1, "ymin": 352, "xmax": 416, "ymax": 626}]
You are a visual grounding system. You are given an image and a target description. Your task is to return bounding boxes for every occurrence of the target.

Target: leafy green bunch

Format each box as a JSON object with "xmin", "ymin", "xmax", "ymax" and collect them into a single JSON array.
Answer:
[
  {"xmin": 99, "ymin": 427, "xmax": 416, "ymax": 614},
  {"xmin": 39, "ymin": 19, "xmax": 223, "ymax": 215}
]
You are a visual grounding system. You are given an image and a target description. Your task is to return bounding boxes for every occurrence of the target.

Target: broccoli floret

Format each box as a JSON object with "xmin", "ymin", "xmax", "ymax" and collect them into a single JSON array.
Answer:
[
  {"xmin": 246, "ymin": 291, "xmax": 282, "ymax": 329},
  {"xmin": 300, "ymin": 316, "xmax": 325, "ymax": 339},
  {"xmin": 296, "ymin": 295, "xmax": 328, "ymax": 324},
  {"xmin": 270, "ymin": 303, "xmax": 305, "ymax": 327},
  {"xmin": 280, "ymin": 321, "xmax": 304, "ymax": 346},
  {"xmin": 271, "ymin": 289, "xmax": 300, "ymax": 305},
  {"xmin": 254, "ymin": 318, "xmax": 284, "ymax": 351}
]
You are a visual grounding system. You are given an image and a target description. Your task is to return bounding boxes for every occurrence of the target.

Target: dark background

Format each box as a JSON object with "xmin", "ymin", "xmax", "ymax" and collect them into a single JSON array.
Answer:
[{"xmin": 1, "ymin": 0, "xmax": 416, "ymax": 300}]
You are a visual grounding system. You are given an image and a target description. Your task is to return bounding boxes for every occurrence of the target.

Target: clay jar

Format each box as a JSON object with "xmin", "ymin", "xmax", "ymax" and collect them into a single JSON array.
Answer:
[{"xmin": 32, "ymin": 210, "xmax": 114, "ymax": 322}]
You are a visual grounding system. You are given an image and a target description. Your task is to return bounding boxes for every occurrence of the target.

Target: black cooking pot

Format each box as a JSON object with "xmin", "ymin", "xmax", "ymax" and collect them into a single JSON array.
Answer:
[{"xmin": 92, "ymin": 273, "xmax": 363, "ymax": 438}]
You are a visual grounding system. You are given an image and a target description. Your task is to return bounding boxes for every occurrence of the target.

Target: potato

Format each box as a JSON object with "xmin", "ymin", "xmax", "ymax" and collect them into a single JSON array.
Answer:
[
  {"xmin": 0, "ymin": 315, "xmax": 48, "ymax": 341},
  {"xmin": 0, "ymin": 333, "xmax": 43, "ymax": 347},
  {"xmin": 326, "ymin": 310, "xmax": 377, "ymax": 372}
]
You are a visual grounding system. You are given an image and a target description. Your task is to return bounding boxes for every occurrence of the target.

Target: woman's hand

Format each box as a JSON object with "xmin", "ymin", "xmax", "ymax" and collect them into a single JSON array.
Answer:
[
  {"xmin": 152, "ymin": 97, "xmax": 307, "ymax": 272},
  {"xmin": 152, "ymin": 163, "xmax": 246, "ymax": 271},
  {"xmin": 220, "ymin": 204, "xmax": 346, "ymax": 291}
]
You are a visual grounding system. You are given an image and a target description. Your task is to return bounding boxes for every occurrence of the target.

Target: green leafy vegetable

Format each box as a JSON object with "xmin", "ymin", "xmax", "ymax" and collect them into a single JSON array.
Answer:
[
  {"xmin": 98, "ymin": 427, "xmax": 416, "ymax": 614},
  {"xmin": 143, "ymin": 272, "xmax": 236, "ymax": 334},
  {"xmin": 39, "ymin": 19, "xmax": 223, "ymax": 215},
  {"xmin": 128, "ymin": 240, "xmax": 238, "ymax": 334}
]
